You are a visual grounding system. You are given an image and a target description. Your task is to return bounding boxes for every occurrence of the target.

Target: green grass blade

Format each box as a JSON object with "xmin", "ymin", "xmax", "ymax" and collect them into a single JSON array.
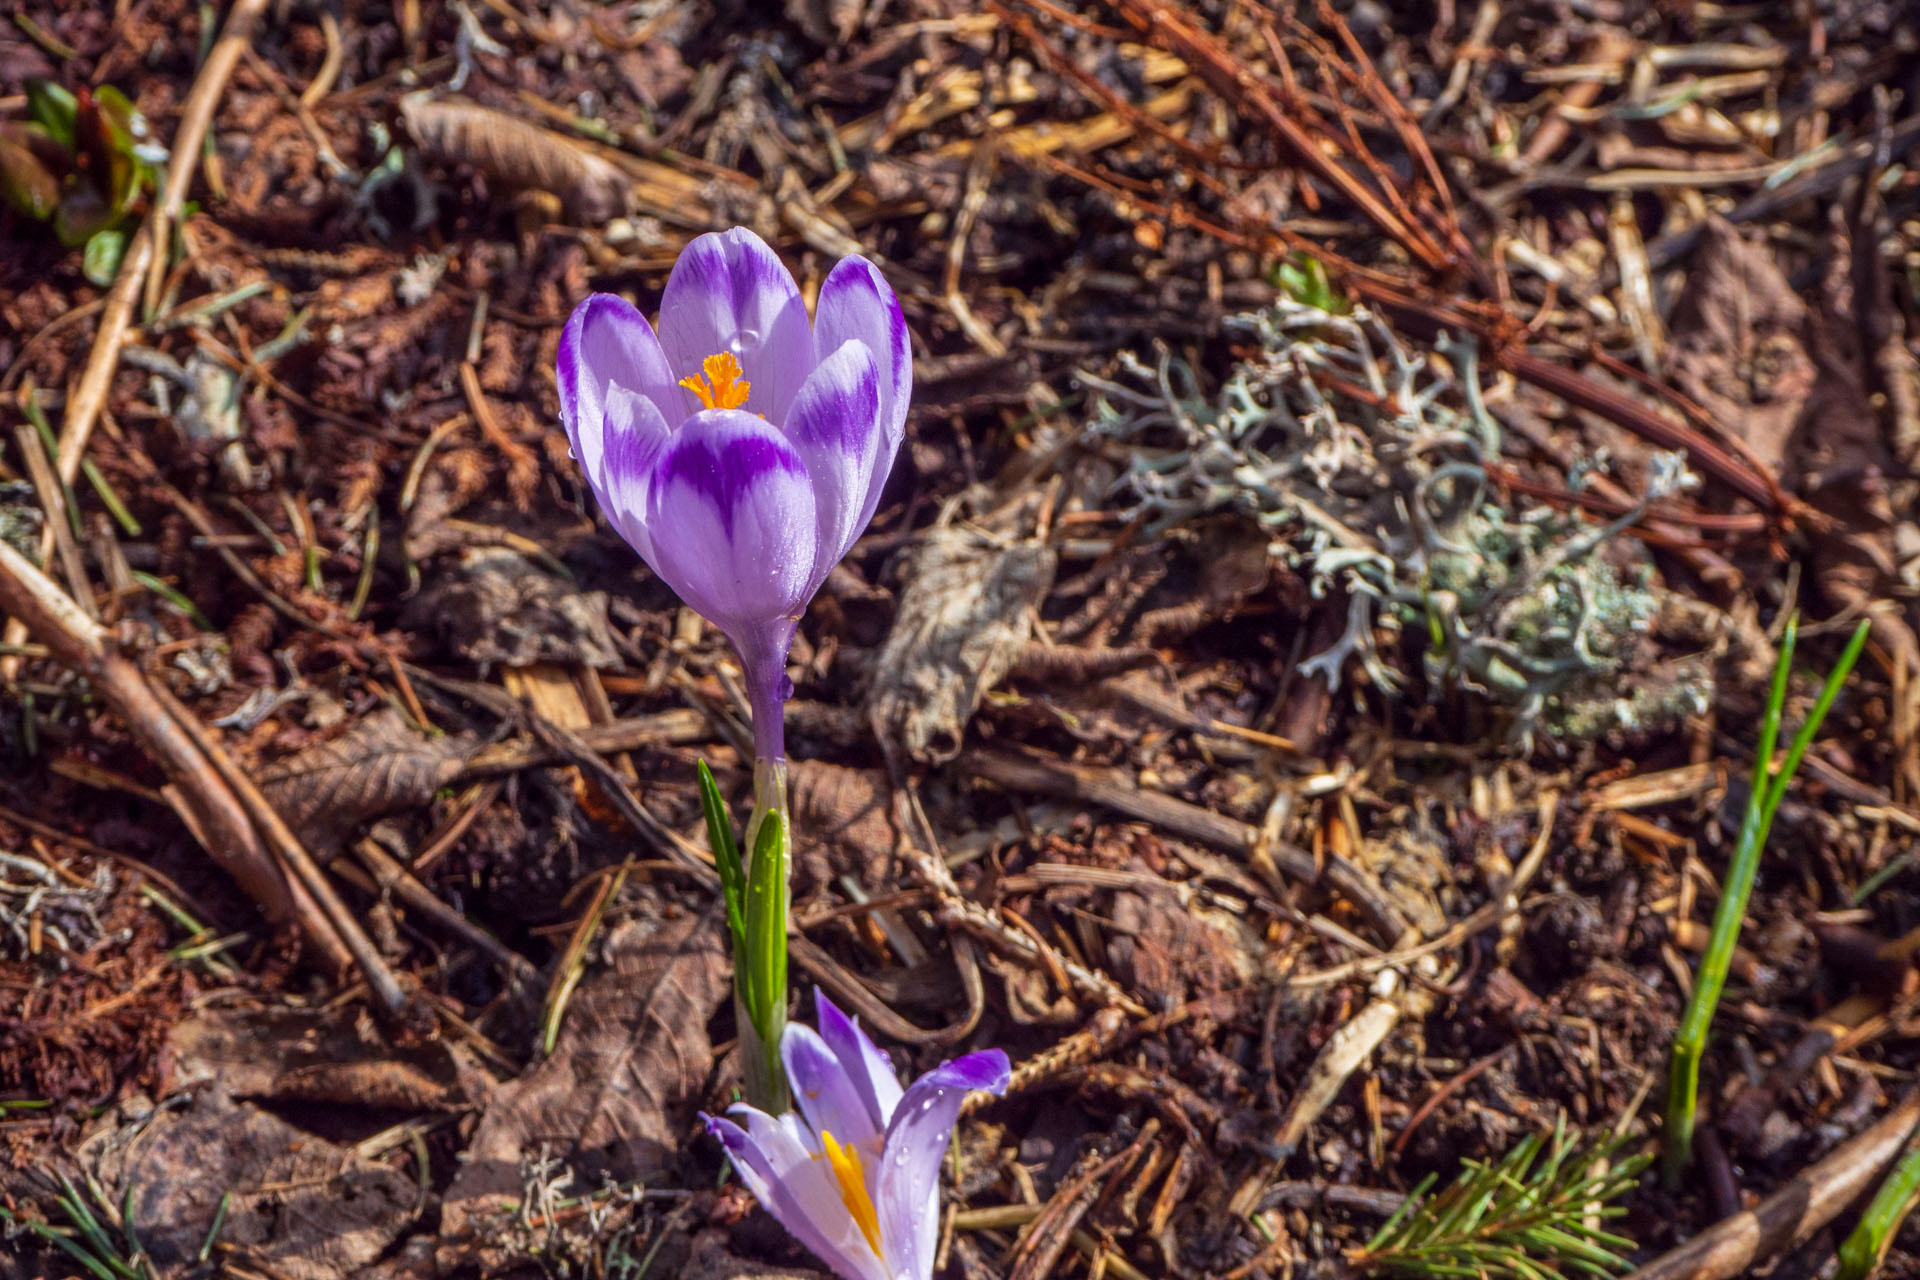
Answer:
[
  {"xmin": 1666, "ymin": 615, "xmax": 1807, "ymax": 1180},
  {"xmin": 696, "ymin": 760, "xmax": 749, "ymax": 966},
  {"xmin": 1759, "ymin": 619, "xmax": 1871, "ymax": 830}
]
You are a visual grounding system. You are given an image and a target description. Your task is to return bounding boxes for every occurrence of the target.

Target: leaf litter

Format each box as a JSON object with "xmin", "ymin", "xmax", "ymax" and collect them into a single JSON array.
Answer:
[{"xmin": 0, "ymin": 1, "xmax": 1918, "ymax": 1278}]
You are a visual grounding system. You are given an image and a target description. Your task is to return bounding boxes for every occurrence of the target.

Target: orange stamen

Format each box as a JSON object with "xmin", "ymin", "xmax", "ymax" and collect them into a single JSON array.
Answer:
[
  {"xmin": 820, "ymin": 1131, "xmax": 884, "ymax": 1257},
  {"xmin": 680, "ymin": 351, "xmax": 752, "ymax": 411}
]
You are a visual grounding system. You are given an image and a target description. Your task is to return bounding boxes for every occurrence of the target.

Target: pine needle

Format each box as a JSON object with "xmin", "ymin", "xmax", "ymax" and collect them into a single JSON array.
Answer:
[{"xmin": 1350, "ymin": 1119, "xmax": 1650, "ymax": 1279}]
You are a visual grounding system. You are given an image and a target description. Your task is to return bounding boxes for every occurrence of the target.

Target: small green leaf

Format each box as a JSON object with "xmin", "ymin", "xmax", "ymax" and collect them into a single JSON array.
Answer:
[
  {"xmin": 742, "ymin": 807, "xmax": 788, "ymax": 1046},
  {"xmin": 26, "ymin": 79, "xmax": 78, "ymax": 150},
  {"xmin": 697, "ymin": 760, "xmax": 749, "ymax": 964},
  {"xmin": 82, "ymin": 227, "xmax": 128, "ymax": 286},
  {"xmin": 1273, "ymin": 252, "xmax": 1350, "ymax": 315},
  {"xmin": 92, "ymin": 85, "xmax": 139, "ymax": 137}
]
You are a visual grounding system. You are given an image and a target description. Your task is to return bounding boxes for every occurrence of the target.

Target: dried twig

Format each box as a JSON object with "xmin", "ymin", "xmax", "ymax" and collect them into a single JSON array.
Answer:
[
  {"xmin": 148, "ymin": 681, "xmax": 413, "ymax": 1018},
  {"xmin": 0, "ymin": 535, "xmax": 358, "ymax": 973},
  {"xmin": 965, "ymin": 747, "xmax": 1410, "ymax": 943},
  {"xmin": 1622, "ymin": 1093, "xmax": 1920, "ymax": 1280}
]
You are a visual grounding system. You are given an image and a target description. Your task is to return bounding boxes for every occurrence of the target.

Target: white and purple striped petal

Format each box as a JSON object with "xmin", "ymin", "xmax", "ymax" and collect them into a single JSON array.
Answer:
[
  {"xmin": 874, "ymin": 1050, "xmax": 1012, "ymax": 1280},
  {"xmin": 644, "ymin": 409, "xmax": 818, "ymax": 635},
  {"xmin": 592, "ymin": 385, "xmax": 673, "ymax": 561},
  {"xmin": 785, "ymin": 1021, "xmax": 885, "ymax": 1153},
  {"xmin": 557, "ymin": 293, "xmax": 682, "ymax": 484},
  {"xmin": 814, "ymin": 989, "xmax": 904, "ymax": 1137},
  {"xmin": 706, "ymin": 1110, "xmax": 891, "ymax": 1280},
  {"xmin": 811, "ymin": 256, "xmax": 909, "ymax": 545},
  {"xmin": 782, "ymin": 338, "xmax": 883, "ymax": 591},
  {"xmin": 658, "ymin": 227, "xmax": 813, "ymax": 422}
]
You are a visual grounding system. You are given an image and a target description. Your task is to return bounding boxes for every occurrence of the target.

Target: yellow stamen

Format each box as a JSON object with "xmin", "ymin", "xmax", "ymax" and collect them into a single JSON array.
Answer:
[
  {"xmin": 680, "ymin": 351, "xmax": 752, "ymax": 410},
  {"xmin": 820, "ymin": 1131, "xmax": 884, "ymax": 1258}
]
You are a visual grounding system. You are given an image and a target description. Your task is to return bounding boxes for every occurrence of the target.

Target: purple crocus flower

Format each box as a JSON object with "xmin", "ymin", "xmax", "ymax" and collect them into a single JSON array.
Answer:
[
  {"xmin": 557, "ymin": 228, "xmax": 909, "ymax": 761},
  {"xmin": 706, "ymin": 990, "xmax": 1011, "ymax": 1280}
]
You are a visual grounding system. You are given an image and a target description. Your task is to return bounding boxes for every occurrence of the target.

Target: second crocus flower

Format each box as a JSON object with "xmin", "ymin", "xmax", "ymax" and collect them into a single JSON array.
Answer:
[
  {"xmin": 707, "ymin": 990, "xmax": 1011, "ymax": 1280},
  {"xmin": 557, "ymin": 227, "xmax": 909, "ymax": 765}
]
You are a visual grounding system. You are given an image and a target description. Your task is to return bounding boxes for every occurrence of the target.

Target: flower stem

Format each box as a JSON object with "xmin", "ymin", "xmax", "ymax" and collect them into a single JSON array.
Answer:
[
  {"xmin": 723, "ymin": 621, "xmax": 797, "ymax": 1111},
  {"xmin": 734, "ymin": 620, "xmax": 795, "ymax": 765}
]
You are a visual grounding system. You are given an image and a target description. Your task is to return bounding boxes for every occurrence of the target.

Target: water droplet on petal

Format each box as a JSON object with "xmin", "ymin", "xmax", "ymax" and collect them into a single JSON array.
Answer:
[
  {"xmin": 778, "ymin": 674, "xmax": 795, "ymax": 701},
  {"xmin": 729, "ymin": 328, "xmax": 760, "ymax": 355}
]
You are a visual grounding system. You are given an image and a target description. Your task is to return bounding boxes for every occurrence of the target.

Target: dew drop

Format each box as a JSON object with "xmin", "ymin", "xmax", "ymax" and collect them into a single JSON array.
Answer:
[
  {"xmin": 729, "ymin": 328, "xmax": 760, "ymax": 355},
  {"xmin": 778, "ymin": 674, "xmax": 795, "ymax": 701}
]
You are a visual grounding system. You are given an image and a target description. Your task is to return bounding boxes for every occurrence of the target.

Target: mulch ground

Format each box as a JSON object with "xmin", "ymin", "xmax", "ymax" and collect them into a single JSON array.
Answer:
[{"xmin": 2, "ymin": 1, "xmax": 1919, "ymax": 1277}]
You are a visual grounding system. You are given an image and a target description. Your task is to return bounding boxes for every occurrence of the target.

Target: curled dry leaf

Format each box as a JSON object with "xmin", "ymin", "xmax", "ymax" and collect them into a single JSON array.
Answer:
[
  {"xmin": 867, "ymin": 526, "xmax": 1058, "ymax": 764},
  {"xmin": 399, "ymin": 93, "xmax": 631, "ymax": 224},
  {"xmin": 258, "ymin": 707, "xmax": 478, "ymax": 855}
]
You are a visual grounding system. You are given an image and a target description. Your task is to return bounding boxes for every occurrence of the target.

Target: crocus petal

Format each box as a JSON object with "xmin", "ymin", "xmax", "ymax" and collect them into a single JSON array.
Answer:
[
  {"xmin": 644, "ymin": 409, "xmax": 819, "ymax": 633},
  {"xmin": 706, "ymin": 1111, "xmax": 889, "ymax": 1280},
  {"xmin": 814, "ymin": 989, "xmax": 904, "ymax": 1134},
  {"xmin": 812, "ymin": 256, "xmax": 910, "ymax": 534},
  {"xmin": 591, "ymin": 385, "xmax": 673, "ymax": 562},
  {"xmin": 781, "ymin": 338, "xmax": 882, "ymax": 588},
  {"xmin": 785, "ymin": 1022, "xmax": 884, "ymax": 1152},
  {"xmin": 657, "ymin": 228, "xmax": 812, "ymax": 423},
  {"xmin": 557, "ymin": 293, "xmax": 681, "ymax": 483},
  {"xmin": 875, "ymin": 1050, "xmax": 1011, "ymax": 1280}
]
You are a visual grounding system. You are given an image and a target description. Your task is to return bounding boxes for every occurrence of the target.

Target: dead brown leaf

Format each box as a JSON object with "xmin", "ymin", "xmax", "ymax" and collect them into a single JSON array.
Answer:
[
  {"xmin": 1664, "ymin": 217, "xmax": 1815, "ymax": 476},
  {"xmin": 402, "ymin": 546, "xmax": 620, "ymax": 668},
  {"xmin": 258, "ymin": 707, "xmax": 477, "ymax": 854},
  {"xmin": 1106, "ymin": 883, "xmax": 1259, "ymax": 1009},
  {"xmin": 168, "ymin": 1007, "xmax": 497, "ymax": 1111},
  {"xmin": 790, "ymin": 760, "xmax": 899, "ymax": 895},
  {"xmin": 437, "ymin": 891, "xmax": 728, "ymax": 1272},
  {"xmin": 101, "ymin": 1090, "xmax": 417, "ymax": 1280},
  {"xmin": 400, "ymin": 94, "xmax": 631, "ymax": 223},
  {"xmin": 867, "ymin": 527, "xmax": 1058, "ymax": 764},
  {"xmin": 1791, "ymin": 208, "xmax": 1918, "ymax": 680},
  {"xmin": 681, "ymin": 1230, "xmax": 829, "ymax": 1280}
]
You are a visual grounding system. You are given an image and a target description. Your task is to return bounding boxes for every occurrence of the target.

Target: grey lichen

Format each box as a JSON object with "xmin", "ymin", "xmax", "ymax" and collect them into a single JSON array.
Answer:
[{"xmin": 1079, "ymin": 299, "xmax": 1710, "ymax": 745}]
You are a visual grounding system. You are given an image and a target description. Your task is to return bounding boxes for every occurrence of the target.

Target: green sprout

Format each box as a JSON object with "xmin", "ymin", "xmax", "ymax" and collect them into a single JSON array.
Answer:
[
  {"xmin": 698, "ymin": 760, "xmax": 791, "ymax": 1112},
  {"xmin": 1663, "ymin": 614, "xmax": 1872, "ymax": 1181},
  {"xmin": 1351, "ymin": 1120, "xmax": 1651, "ymax": 1279},
  {"xmin": 0, "ymin": 80, "xmax": 161, "ymax": 285},
  {"xmin": 0, "ymin": 1174, "xmax": 158, "ymax": 1280},
  {"xmin": 1272, "ymin": 251, "xmax": 1351, "ymax": 315}
]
